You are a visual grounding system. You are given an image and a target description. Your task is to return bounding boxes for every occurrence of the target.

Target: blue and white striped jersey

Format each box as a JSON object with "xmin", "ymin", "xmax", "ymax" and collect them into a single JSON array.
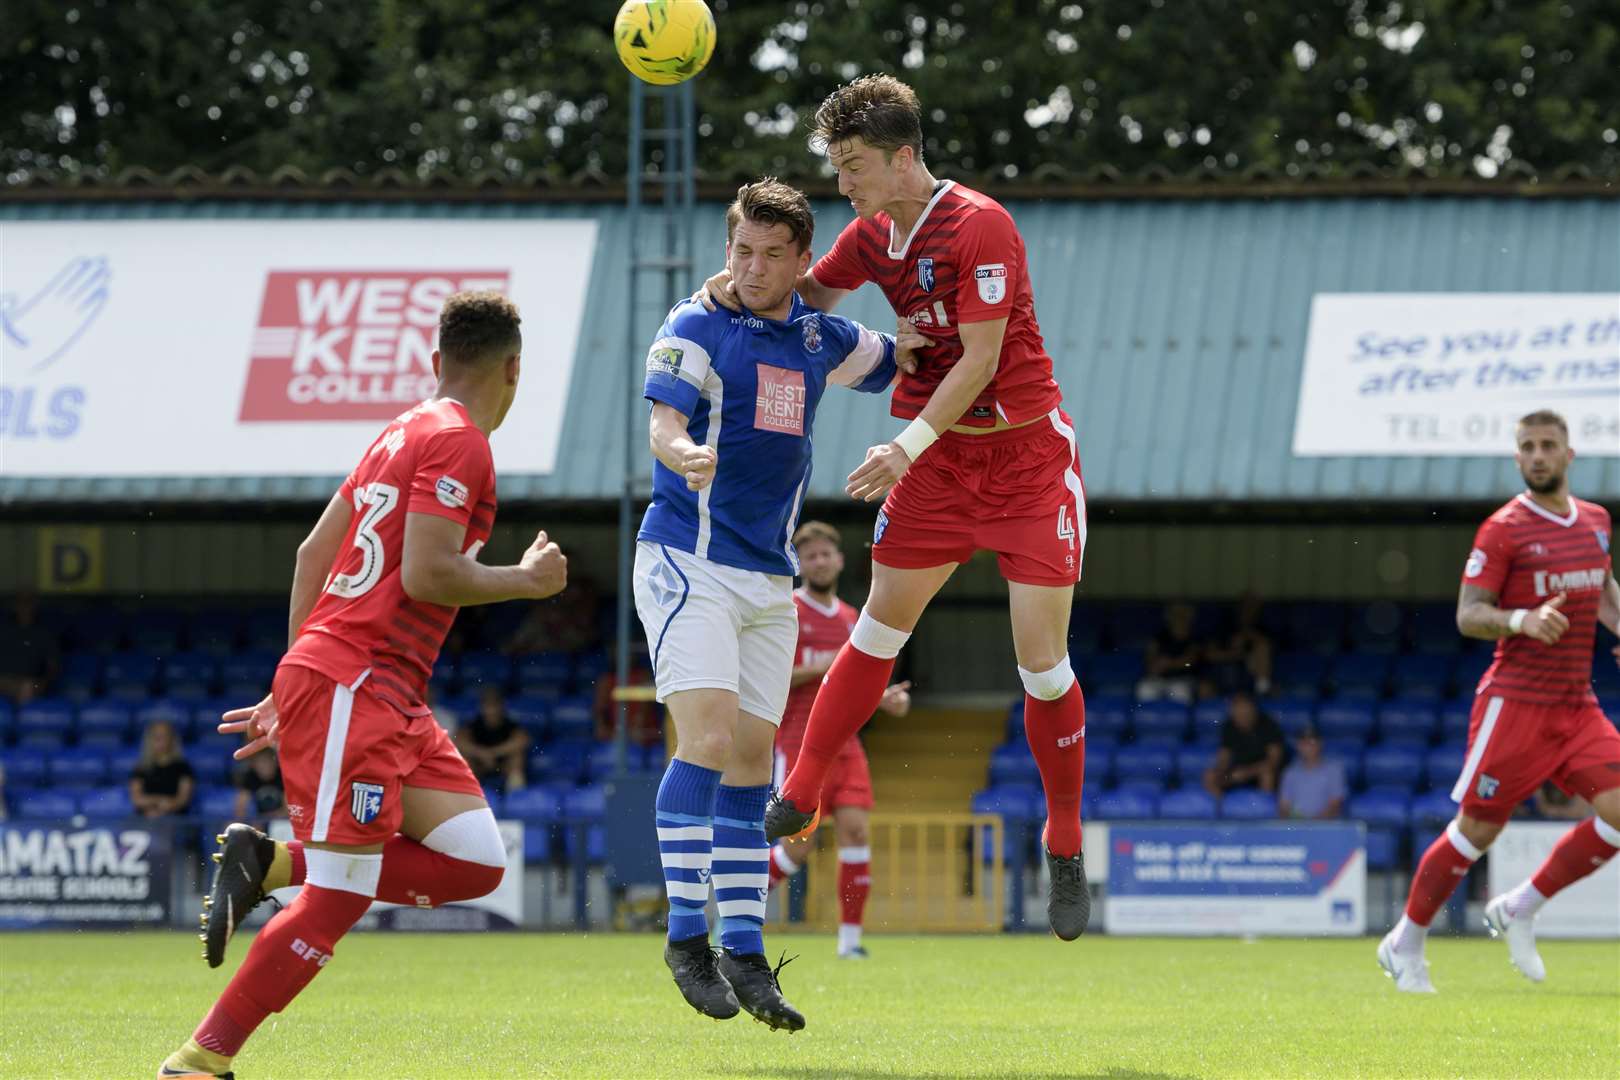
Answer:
[{"xmin": 637, "ymin": 294, "xmax": 898, "ymax": 576}]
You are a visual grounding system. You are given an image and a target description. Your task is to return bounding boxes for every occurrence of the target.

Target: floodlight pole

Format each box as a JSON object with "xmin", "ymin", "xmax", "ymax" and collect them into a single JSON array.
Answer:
[{"xmin": 616, "ymin": 78, "xmax": 697, "ymax": 776}]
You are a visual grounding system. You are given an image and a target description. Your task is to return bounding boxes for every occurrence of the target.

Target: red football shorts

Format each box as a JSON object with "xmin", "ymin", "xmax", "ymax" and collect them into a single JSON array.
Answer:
[
  {"xmin": 775, "ymin": 737, "xmax": 873, "ymax": 811},
  {"xmin": 872, "ymin": 407, "xmax": 1085, "ymax": 587},
  {"xmin": 1451, "ymin": 693, "xmax": 1620, "ymax": 824},
  {"xmin": 273, "ymin": 662, "xmax": 485, "ymax": 845}
]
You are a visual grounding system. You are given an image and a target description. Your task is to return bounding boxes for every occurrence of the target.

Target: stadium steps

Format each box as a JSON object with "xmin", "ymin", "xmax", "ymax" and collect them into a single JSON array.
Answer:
[{"xmin": 861, "ymin": 707, "xmax": 1004, "ymax": 813}]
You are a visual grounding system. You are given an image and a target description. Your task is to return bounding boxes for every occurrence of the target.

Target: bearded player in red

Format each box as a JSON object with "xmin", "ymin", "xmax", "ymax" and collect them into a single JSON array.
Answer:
[
  {"xmin": 1378, "ymin": 410, "xmax": 1620, "ymax": 994},
  {"xmin": 158, "ymin": 292, "xmax": 569, "ymax": 1078},
  {"xmin": 704, "ymin": 75, "xmax": 1090, "ymax": 939},
  {"xmin": 768, "ymin": 521, "xmax": 912, "ymax": 958}
]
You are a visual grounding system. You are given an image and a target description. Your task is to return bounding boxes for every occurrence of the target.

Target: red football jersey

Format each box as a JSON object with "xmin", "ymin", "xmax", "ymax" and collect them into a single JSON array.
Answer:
[
  {"xmin": 778, "ymin": 589, "xmax": 859, "ymax": 751},
  {"xmin": 283, "ymin": 397, "xmax": 496, "ymax": 716},
  {"xmin": 811, "ymin": 182, "xmax": 1062, "ymax": 428},
  {"xmin": 1463, "ymin": 494, "xmax": 1612, "ymax": 706}
]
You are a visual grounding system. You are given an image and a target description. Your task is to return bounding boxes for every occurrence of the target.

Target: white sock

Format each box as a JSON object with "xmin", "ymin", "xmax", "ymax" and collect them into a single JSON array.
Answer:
[
  {"xmin": 771, "ymin": 844, "xmax": 800, "ymax": 877},
  {"xmin": 1502, "ymin": 880, "xmax": 1548, "ymax": 920},
  {"xmin": 838, "ymin": 923, "xmax": 863, "ymax": 953},
  {"xmin": 1391, "ymin": 914, "xmax": 1427, "ymax": 955}
]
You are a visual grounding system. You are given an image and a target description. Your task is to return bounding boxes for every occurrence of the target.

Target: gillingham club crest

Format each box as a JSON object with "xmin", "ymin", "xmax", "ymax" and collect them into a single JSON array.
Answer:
[
  {"xmin": 917, "ymin": 257, "xmax": 935, "ymax": 293},
  {"xmin": 351, "ymin": 781, "xmax": 385, "ymax": 825}
]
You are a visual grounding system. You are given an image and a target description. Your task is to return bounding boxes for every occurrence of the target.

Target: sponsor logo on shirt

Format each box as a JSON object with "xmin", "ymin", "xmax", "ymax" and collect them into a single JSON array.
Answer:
[
  {"xmin": 1464, "ymin": 548, "xmax": 1487, "ymax": 578},
  {"xmin": 917, "ymin": 257, "xmax": 935, "ymax": 293},
  {"xmin": 731, "ymin": 315, "xmax": 765, "ymax": 329},
  {"xmin": 240, "ymin": 270, "xmax": 509, "ymax": 421},
  {"xmin": 647, "ymin": 345, "xmax": 683, "ymax": 377},
  {"xmin": 754, "ymin": 363, "xmax": 807, "ymax": 436},
  {"xmin": 801, "ymin": 315, "xmax": 823, "ymax": 354},
  {"xmin": 974, "ymin": 262, "xmax": 1008, "ymax": 304},
  {"xmin": 1532, "ymin": 566, "xmax": 1606, "ymax": 596},
  {"xmin": 435, "ymin": 475, "xmax": 470, "ymax": 510}
]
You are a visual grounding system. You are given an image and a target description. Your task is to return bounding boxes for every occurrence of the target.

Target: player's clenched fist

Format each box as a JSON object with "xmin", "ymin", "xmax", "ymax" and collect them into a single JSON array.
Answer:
[
  {"xmin": 1521, "ymin": 591, "xmax": 1569, "ymax": 644},
  {"xmin": 682, "ymin": 445, "xmax": 717, "ymax": 491},
  {"xmin": 521, "ymin": 530, "xmax": 569, "ymax": 599}
]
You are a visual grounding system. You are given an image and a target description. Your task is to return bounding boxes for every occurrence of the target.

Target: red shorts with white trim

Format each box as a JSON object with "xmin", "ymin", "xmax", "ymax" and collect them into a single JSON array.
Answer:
[
  {"xmin": 872, "ymin": 408, "xmax": 1085, "ymax": 587},
  {"xmin": 775, "ymin": 737, "xmax": 874, "ymax": 810},
  {"xmin": 1450, "ymin": 693, "xmax": 1620, "ymax": 824},
  {"xmin": 273, "ymin": 662, "xmax": 484, "ymax": 845}
]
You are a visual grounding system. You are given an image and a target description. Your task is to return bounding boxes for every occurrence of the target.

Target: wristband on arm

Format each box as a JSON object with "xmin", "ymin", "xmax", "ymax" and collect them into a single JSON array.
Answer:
[
  {"xmin": 892, "ymin": 417, "xmax": 939, "ymax": 462},
  {"xmin": 1507, "ymin": 608, "xmax": 1528, "ymax": 634}
]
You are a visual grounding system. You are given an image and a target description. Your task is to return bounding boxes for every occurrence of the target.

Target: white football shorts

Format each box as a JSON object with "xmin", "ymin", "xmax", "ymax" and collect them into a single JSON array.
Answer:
[{"xmin": 631, "ymin": 540, "xmax": 797, "ymax": 726}]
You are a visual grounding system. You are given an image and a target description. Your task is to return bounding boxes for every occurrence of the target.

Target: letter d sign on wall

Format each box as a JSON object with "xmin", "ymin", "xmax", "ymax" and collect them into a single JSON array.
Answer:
[{"xmin": 38, "ymin": 526, "xmax": 104, "ymax": 592}]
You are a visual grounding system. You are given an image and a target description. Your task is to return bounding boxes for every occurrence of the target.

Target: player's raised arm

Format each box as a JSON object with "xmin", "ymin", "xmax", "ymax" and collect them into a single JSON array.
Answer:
[
  {"xmin": 288, "ymin": 490, "xmax": 356, "ymax": 647},
  {"xmin": 649, "ymin": 402, "xmax": 717, "ymax": 492},
  {"xmin": 400, "ymin": 514, "xmax": 565, "ymax": 606}
]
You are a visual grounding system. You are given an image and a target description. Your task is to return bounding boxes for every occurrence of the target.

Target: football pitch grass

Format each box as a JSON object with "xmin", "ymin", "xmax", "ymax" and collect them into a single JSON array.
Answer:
[{"xmin": 2, "ymin": 932, "xmax": 1616, "ymax": 1078}]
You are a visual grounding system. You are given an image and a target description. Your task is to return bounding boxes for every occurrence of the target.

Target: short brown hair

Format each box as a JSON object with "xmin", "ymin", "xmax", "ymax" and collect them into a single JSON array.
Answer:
[
  {"xmin": 726, "ymin": 178, "xmax": 814, "ymax": 252},
  {"xmin": 1517, "ymin": 409, "xmax": 1568, "ymax": 438},
  {"xmin": 792, "ymin": 521, "xmax": 841, "ymax": 549},
  {"xmin": 438, "ymin": 291, "xmax": 521, "ymax": 366},
  {"xmin": 810, "ymin": 74, "xmax": 923, "ymax": 157}
]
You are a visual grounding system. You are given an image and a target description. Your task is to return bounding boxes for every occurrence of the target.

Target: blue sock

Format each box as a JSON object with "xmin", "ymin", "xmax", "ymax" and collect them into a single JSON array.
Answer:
[
  {"xmin": 713, "ymin": 783, "xmax": 770, "ymax": 957},
  {"xmin": 656, "ymin": 758, "xmax": 722, "ymax": 943}
]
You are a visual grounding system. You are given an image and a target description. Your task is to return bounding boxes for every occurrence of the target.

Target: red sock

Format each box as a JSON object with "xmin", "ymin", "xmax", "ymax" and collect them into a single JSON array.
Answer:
[
  {"xmin": 287, "ymin": 840, "xmax": 305, "ymax": 886},
  {"xmin": 838, "ymin": 849, "xmax": 871, "ymax": 926},
  {"xmin": 1530, "ymin": 818, "xmax": 1620, "ymax": 897},
  {"xmin": 375, "ymin": 834, "xmax": 504, "ymax": 907},
  {"xmin": 1404, "ymin": 824, "xmax": 1479, "ymax": 926},
  {"xmin": 1025, "ymin": 683, "xmax": 1086, "ymax": 857},
  {"xmin": 782, "ymin": 642, "xmax": 895, "ymax": 808},
  {"xmin": 767, "ymin": 844, "xmax": 797, "ymax": 891},
  {"xmin": 194, "ymin": 883, "xmax": 372, "ymax": 1056}
]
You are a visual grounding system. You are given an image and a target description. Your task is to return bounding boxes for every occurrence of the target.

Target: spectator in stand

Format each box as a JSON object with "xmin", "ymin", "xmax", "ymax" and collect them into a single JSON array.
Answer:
[
  {"xmin": 504, "ymin": 575, "xmax": 601, "ymax": 655},
  {"xmin": 1136, "ymin": 602, "xmax": 1202, "ymax": 704},
  {"xmin": 1200, "ymin": 592, "xmax": 1274, "ymax": 697},
  {"xmin": 1534, "ymin": 782, "xmax": 1592, "ymax": 820},
  {"xmin": 0, "ymin": 593, "xmax": 58, "ymax": 703},
  {"xmin": 593, "ymin": 643, "xmax": 663, "ymax": 747},
  {"xmin": 129, "ymin": 720, "xmax": 195, "ymax": 818},
  {"xmin": 1277, "ymin": 725, "xmax": 1345, "ymax": 819},
  {"xmin": 454, "ymin": 687, "xmax": 530, "ymax": 792},
  {"xmin": 1203, "ymin": 689, "xmax": 1287, "ymax": 796},
  {"xmin": 233, "ymin": 749, "xmax": 287, "ymax": 821}
]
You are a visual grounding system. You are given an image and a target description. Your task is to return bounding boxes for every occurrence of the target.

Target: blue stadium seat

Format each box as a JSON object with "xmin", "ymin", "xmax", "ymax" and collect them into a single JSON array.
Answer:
[
  {"xmin": 1107, "ymin": 603, "xmax": 1162, "ymax": 651},
  {"xmin": 545, "ymin": 741, "xmax": 592, "ymax": 784},
  {"xmin": 1086, "ymin": 653, "xmax": 1144, "ymax": 696},
  {"xmin": 505, "ymin": 695, "xmax": 553, "ymax": 738},
  {"xmin": 189, "ymin": 611, "xmax": 242, "ymax": 656},
  {"xmin": 1438, "ymin": 699, "xmax": 1473, "ymax": 741},
  {"xmin": 18, "ymin": 699, "xmax": 75, "ymax": 743},
  {"xmin": 76, "ymin": 731, "xmax": 126, "ymax": 752},
  {"xmin": 1112, "ymin": 746, "xmax": 1175, "ymax": 787},
  {"xmin": 480, "ymin": 788, "xmax": 505, "ymax": 816},
  {"xmin": 1220, "ymin": 789, "xmax": 1278, "ymax": 820},
  {"xmin": 1389, "ymin": 655, "xmax": 1453, "ymax": 702},
  {"xmin": 1004, "ymin": 699, "xmax": 1026, "ymax": 741},
  {"xmin": 17, "ymin": 731, "xmax": 67, "ymax": 751},
  {"xmin": 1266, "ymin": 697, "xmax": 1316, "ymax": 736},
  {"xmin": 1157, "ymin": 787, "xmax": 1217, "ymax": 820},
  {"xmin": 1348, "ymin": 790, "xmax": 1411, "ymax": 827},
  {"xmin": 1409, "ymin": 789, "xmax": 1458, "ymax": 824},
  {"xmin": 1410, "ymin": 604, "xmax": 1463, "ymax": 655},
  {"xmin": 1114, "ymin": 777, "xmax": 1167, "ymax": 798},
  {"xmin": 989, "ymin": 743, "xmax": 1040, "ymax": 788},
  {"xmin": 107, "ymin": 747, "xmax": 140, "ymax": 778},
  {"xmin": 1424, "ymin": 744, "xmax": 1467, "ymax": 790},
  {"xmin": 241, "ymin": 611, "xmax": 288, "ymax": 653},
  {"xmin": 1082, "ymin": 747, "xmax": 1112, "ymax": 790},
  {"xmin": 77, "ymin": 701, "xmax": 133, "ymax": 744},
  {"xmin": 515, "ymin": 652, "xmax": 574, "ymax": 692},
  {"xmin": 70, "ymin": 615, "xmax": 125, "ymax": 654},
  {"xmin": 16, "ymin": 790, "xmax": 77, "ymax": 818},
  {"xmin": 79, "ymin": 785, "xmax": 133, "ymax": 819},
  {"xmin": 1273, "ymin": 653, "xmax": 1330, "ymax": 698},
  {"xmin": 1346, "ymin": 605, "xmax": 1406, "ymax": 655},
  {"xmin": 521, "ymin": 823, "xmax": 554, "ymax": 863},
  {"xmin": 504, "ymin": 785, "xmax": 561, "ymax": 822},
  {"xmin": 550, "ymin": 697, "xmax": 595, "ymax": 740},
  {"xmin": 1174, "ymin": 746, "xmax": 1216, "ymax": 787},
  {"xmin": 1084, "ymin": 695, "xmax": 1131, "ymax": 741},
  {"xmin": 196, "ymin": 786, "xmax": 240, "ymax": 822},
  {"xmin": 573, "ymin": 649, "xmax": 611, "ymax": 684},
  {"xmin": 1377, "ymin": 700, "xmax": 1439, "ymax": 744},
  {"xmin": 1329, "ymin": 654, "xmax": 1390, "ymax": 700},
  {"xmin": 1281, "ymin": 602, "xmax": 1347, "ymax": 655},
  {"xmin": 972, "ymin": 785, "xmax": 1041, "ymax": 822},
  {"xmin": 588, "ymin": 742, "xmax": 635, "ymax": 779},
  {"xmin": 1361, "ymin": 747, "xmax": 1423, "ymax": 792},
  {"xmin": 1452, "ymin": 652, "xmax": 1492, "ymax": 698},
  {"xmin": 55, "ymin": 653, "xmax": 103, "ymax": 700},
  {"xmin": 1096, "ymin": 789, "xmax": 1157, "ymax": 820},
  {"xmin": 1316, "ymin": 701, "xmax": 1376, "ymax": 741},
  {"xmin": 127, "ymin": 611, "xmax": 185, "ymax": 653},
  {"xmin": 1320, "ymin": 743, "xmax": 1364, "ymax": 789},
  {"xmin": 563, "ymin": 785, "xmax": 608, "ymax": 862},
  {"xmin": 1066, "ymin": 617, "xmax": 1103, "ymax": 657},
  {"xmin": 1191, "ymin": 697, "xmax": 1227, "ymax": 729},
  {"xmin": 162, "ymin": 652, "xmax": 219, "ymax": 698},
  {"xmin": 189, "ymin": 752, "xmax": 233, "ymax": 789},
  {"xmin": 458, "ymin": 653, "xmax": 514, "ymax": 692},
  {"xmin": 220, "ymin": 651, "xmax": 279, "ymax": 691},
  {"xmin": 2, "ymin": 750, "xmax": 49, "ymax": 787},
  {"xmin": 1132, "ymin": 701, "xmax": 1189, "ymax": 742},
  {"xmin": 1364, "ymin": 828, "xmax": 1401, "ymax": 870}
]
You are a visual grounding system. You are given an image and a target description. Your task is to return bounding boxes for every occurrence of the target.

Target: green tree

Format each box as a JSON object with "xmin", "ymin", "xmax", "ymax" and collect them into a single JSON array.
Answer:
[{"xmin": 4, "ymin": 0, "xmax": 1615, "ymax": 187}]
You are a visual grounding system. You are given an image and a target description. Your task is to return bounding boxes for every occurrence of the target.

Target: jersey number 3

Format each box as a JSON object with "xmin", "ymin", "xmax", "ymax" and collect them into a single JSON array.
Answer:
[{"xmin": 327, "ymin": 482, "xmax": 400, "ymax": 599}]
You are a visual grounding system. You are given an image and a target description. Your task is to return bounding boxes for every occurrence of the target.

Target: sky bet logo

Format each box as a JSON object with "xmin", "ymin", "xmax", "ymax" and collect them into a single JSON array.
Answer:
[{"xmin": 240, "ymin": 271, "xmax": 507, "ymax": 422}]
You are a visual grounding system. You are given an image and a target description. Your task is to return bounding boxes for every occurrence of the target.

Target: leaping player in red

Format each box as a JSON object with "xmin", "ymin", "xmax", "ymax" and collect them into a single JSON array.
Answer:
[
  {"xmin": 1378, "ymin": 409, "xmax": 1620, "ymax": 993},
  {"xmin": 768, "ymin": 521, "xmax": 912, "ymax": 958},
  {"xmin": 704, "ymin": 75, "xmax": 1090, "ymax": 939},
  {"xmin": 158, "ymin": 292, "xmax": 568, "ymax": 1077}
]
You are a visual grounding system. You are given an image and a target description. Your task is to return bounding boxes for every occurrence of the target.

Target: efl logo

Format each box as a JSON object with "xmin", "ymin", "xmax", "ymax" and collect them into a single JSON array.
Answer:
[
  {"xmin": 754, "ymin": 363, "xmax": 806, "ymax": 435},
  {"xmin": 240, "ymin": 271, "xmax": 508, "ymax": 421}
]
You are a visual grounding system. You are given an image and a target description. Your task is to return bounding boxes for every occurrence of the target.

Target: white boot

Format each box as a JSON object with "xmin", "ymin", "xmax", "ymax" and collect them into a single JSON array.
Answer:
[
  {"xmin": 1484, "ymin": 893, "xmax": 1547, "ymax": 983},
  {"xmin": 1377, "ymin": 930, "xmax": 1436, "ymax": 994}
]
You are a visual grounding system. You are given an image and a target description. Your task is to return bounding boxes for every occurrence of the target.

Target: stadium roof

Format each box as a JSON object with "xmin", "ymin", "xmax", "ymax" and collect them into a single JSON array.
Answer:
[{"xmin": 2, "ymin": 192, "xmax": 1616, "ymax": 505}]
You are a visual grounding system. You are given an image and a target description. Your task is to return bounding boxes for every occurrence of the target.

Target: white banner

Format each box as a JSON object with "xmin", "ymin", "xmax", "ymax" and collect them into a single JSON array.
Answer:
[
  {"xmin": 0, "ymin": 219, "xmax": 597, "ymax": 476},
  {"xmin": 1487, "ymin": 822, "xmax": 1620, "ymax": 939},
  {"xmin": 1293, "ymin": 293, "xmax": 1620, "ymax": 456}
]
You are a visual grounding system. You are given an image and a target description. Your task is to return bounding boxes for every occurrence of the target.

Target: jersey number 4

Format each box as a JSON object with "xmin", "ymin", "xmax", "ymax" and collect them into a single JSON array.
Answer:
[
  {"xmin": 327, "ymin": 482, "xmax": 400, "ymax": 599},
  {"xmin": 1056, "ymin": 504, "xmax": 1077, "ymax": 551}
]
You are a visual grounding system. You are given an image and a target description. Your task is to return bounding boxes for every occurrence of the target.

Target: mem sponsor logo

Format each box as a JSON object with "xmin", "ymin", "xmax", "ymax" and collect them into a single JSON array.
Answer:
[
  {"xmin": 240, "ymin": 271, "xmax": 508, "ymax": 422},
  {"xmin": 1533, "ymin": 567, "xmax": 1606, "ymax": 596}
]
